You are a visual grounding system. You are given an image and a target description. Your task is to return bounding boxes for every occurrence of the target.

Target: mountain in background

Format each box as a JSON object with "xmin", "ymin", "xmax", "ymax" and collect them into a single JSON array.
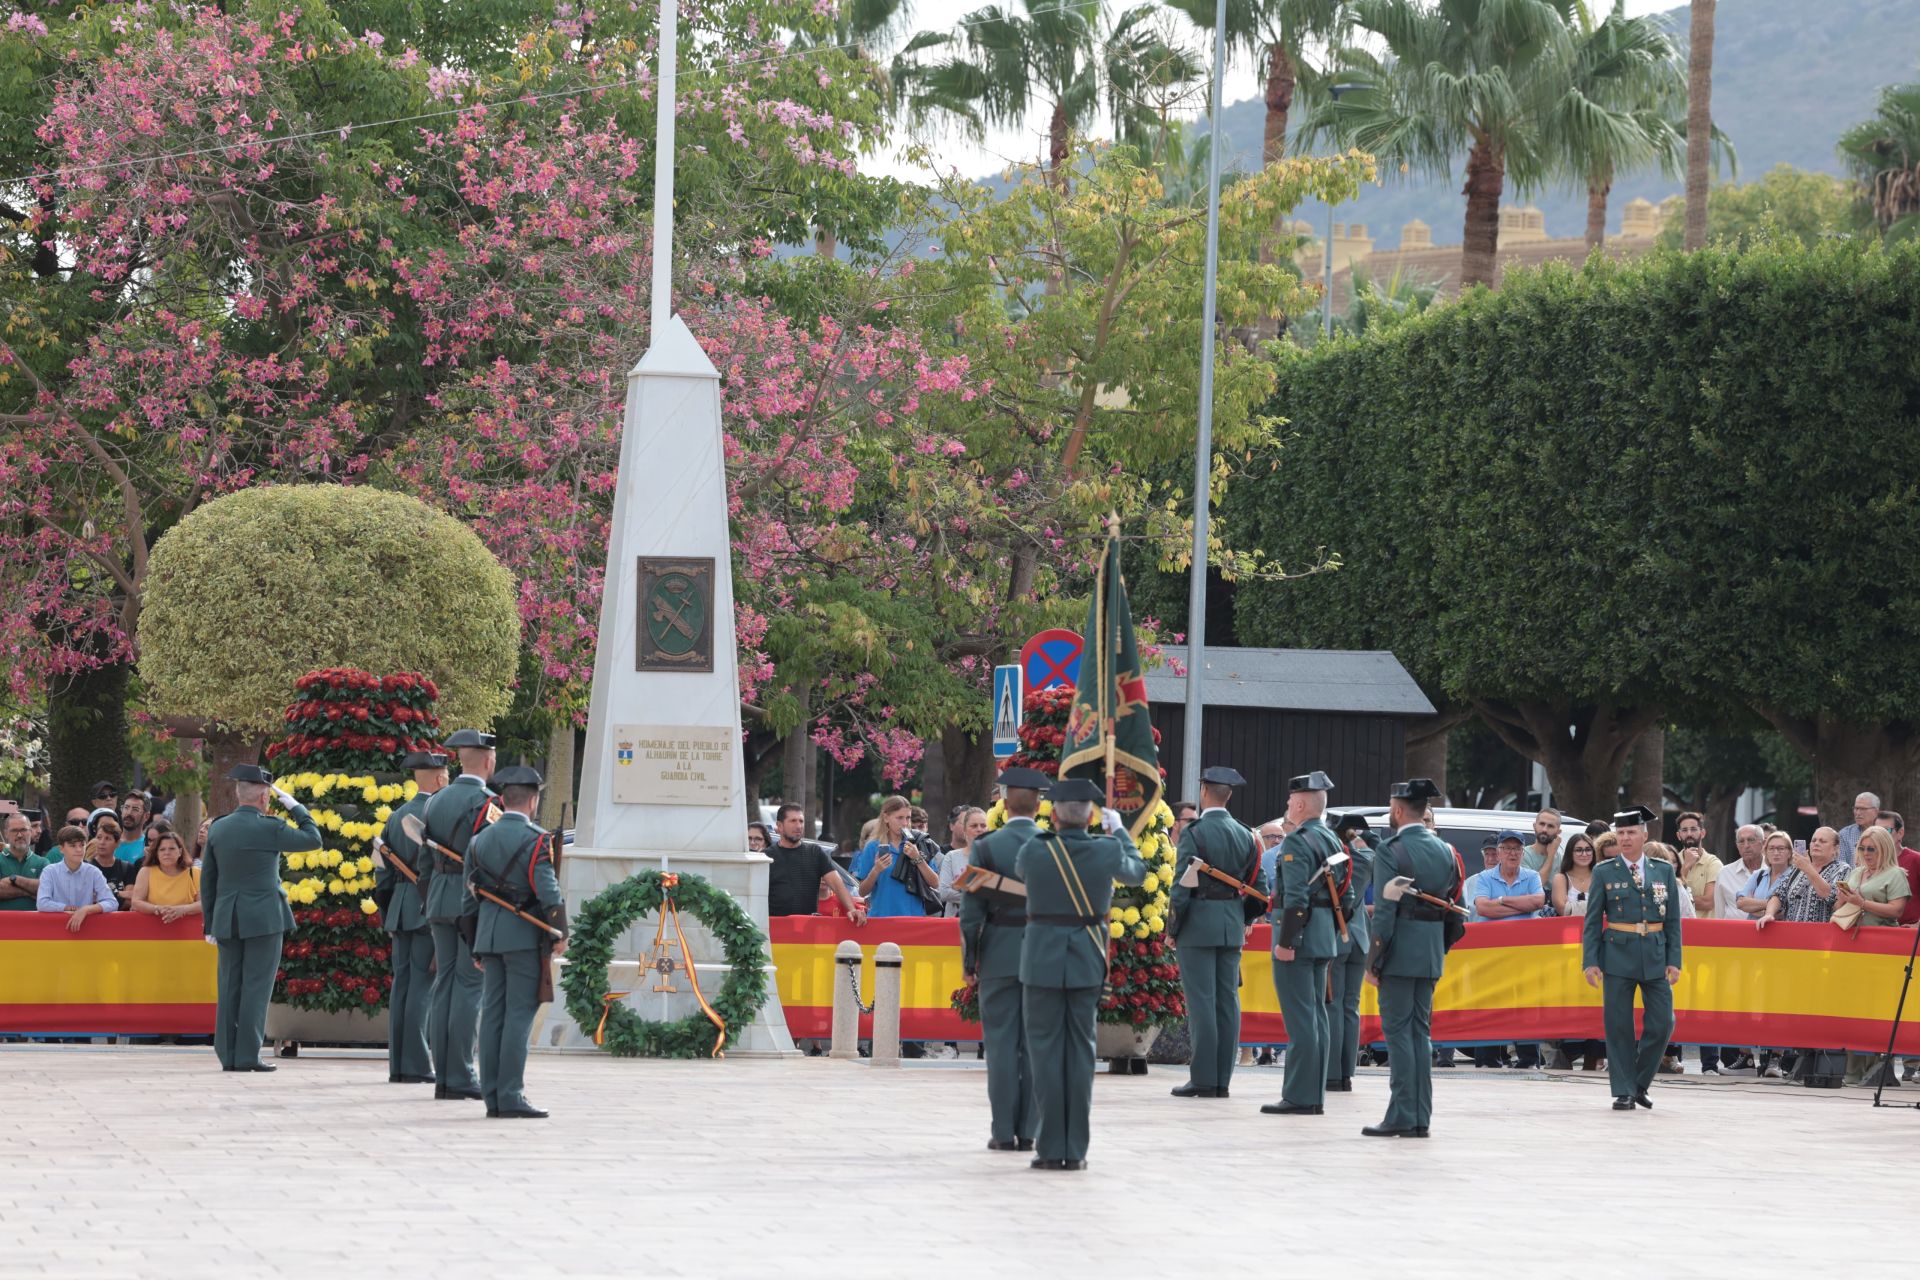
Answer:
[{"xmin": 1182, "ymin": 0, "xmax": 1919, "ymax": 247}]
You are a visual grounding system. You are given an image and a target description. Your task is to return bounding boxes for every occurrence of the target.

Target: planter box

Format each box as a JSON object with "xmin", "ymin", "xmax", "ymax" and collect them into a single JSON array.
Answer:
[
  {"xmin": 1096, "ymin": 1023, "xmax": 1161, "ymax": 1062},
  {"xmin": 265, "ymin": 1003, "xmax": 390, "ymax": 1049}
]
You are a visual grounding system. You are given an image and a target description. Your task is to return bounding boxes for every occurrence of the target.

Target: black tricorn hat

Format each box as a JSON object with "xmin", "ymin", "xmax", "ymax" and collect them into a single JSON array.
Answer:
[
  {"xmin": 401, "ymin": 751, "xmax": 448, "ymax": 770},
  {"xmin": 443, "ymin": 729, "xmax": 497, "ymax": 750},
  {"xmin": 490, "ymin": 764, "xmax": 544, "ymax": 789},
  {"xmin": 227, "ymin": 764, "xmax": 273, "ymax": 785},
  {"xmin": 997, "ymin": 766, "xmax": 1050, "ymax": 791},
  {"xmin": 1390, "ymin": 778, "xmax": 1442, "ymax": 804},
  {"xmin": 1612, "ymin": 804, "xmax": 1657, "ymax": 829},
  {"xmin": 1047, "ymin": 777, "xmax": 1105, "ymax": 805},
  {"xmin": 1331, "ymin": 812, "xmax": 1370, "ymax": 835},
  {"xmin": 1199, "ymin": 766, "xmax": 1247, "ymax": 788},
  {"xmin": 1288, "ymin": 770, "xmax": 1335, "ymax": 793}
]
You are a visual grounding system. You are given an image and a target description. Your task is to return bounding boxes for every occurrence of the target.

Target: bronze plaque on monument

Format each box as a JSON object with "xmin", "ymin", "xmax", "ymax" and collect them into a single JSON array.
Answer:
[{"xmin": 636, "ymin": 557, "xmax": 715, "ymax": 672}]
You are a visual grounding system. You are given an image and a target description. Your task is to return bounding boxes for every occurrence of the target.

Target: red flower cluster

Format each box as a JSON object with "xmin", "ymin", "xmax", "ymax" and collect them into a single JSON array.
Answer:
[
  {"xmin": 296, "ymin": 668, "xmax": 441, "ymax": 700},
  {"xmin": 1102, "ymin": 935, "xmax": 1185, "ymax": 1027}
]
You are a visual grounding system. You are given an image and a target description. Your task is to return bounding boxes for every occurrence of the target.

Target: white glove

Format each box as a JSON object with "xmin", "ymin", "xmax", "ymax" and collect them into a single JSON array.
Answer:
[
  {"xmin": 1100, "ymin": 807, "xmax": 1124, "ymax": 834},
  {"xmin": 270, "ymin": 785, "xmax": 299, "ymax": 810},
  {"xmin": 203, "ymin": 935, "xmax": 217, "ymax": 946}
]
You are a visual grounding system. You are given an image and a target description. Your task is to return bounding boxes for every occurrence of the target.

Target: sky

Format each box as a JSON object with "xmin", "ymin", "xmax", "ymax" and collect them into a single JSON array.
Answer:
[{"xmin": 863, "ymin": 0, "xmax": 1679, "ymax": 183}]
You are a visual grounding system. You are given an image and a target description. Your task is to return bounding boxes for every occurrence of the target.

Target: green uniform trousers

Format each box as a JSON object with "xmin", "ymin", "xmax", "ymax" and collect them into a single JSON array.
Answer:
[
  {"xmin": 478, "ymin": 950, "xmax": 542, "ymax": 1112},
  {"xmin": 1603, "ymin": 973, "xmax": 1674, "ymax": 1099},
  {"xmin": 1326, "ymin": 947, "xmax": 1367, "ymax": 1082},
  {"xmin": 387, "ymin": 928, "xmax": 434, "ymax": 1081},
  {"xmin": 1176, "ymin": 943, "xmax": 1243, "ymax": 1090},
  {"xmin": 1272, "ymin": 956, "xmax": 1330, "ymax": 1106},
  {"xmin": 214, "ymin": 933, "xmax": 283, "ymax": 1070},
  {"xmin": 979, "ymin": 974, "xmax": 1036, "ymax": 1143},
  {"xmin": 1378, "ymin": 975, "xmax": 1436, "ymax": 1130},
  {"xmin": 428, "ymin": 922, "xmax": 482, "ymax": 1091},
  {"xmin": 1024, "ymin": 985, "xmax": 1100, "ymax": 1163}
]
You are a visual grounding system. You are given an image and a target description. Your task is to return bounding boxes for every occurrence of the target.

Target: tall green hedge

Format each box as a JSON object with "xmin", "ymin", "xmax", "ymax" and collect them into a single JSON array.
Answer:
[
  {"xmin": 1230, "ymin": 239, "xmax": 1920, "ymax": 791},
  {"xmin": 139, "ymin": 485, "xmax": 521, "ymax": 736}
]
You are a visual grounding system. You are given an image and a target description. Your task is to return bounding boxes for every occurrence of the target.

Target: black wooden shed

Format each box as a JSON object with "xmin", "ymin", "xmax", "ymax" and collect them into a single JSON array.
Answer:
[{"xmin": 1145, "ymin": 647, "xmax": 1435, "ymax": 825}]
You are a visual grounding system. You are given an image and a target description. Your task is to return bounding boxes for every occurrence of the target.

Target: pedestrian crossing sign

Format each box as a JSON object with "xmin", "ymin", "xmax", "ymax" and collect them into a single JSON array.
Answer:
[{"xmin": 992, "ymin": 665, "xmax": 1023, "ymax": 759}]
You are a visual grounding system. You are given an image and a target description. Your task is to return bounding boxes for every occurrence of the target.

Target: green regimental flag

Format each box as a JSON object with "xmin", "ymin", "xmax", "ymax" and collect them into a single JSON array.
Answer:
[{"xmin": 1060, "ymin": 520, "xmax": 1162, "ymax": 839}]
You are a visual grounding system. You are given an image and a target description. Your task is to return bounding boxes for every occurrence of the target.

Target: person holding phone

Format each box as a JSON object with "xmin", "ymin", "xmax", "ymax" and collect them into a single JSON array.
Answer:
[
  {"xmin": 851, "ymin": 795, "xmax": 940, "ymax": 917},
  {"xmin": 1757, "ymin": 827, "xmax": 1845, "ymax": 927}
]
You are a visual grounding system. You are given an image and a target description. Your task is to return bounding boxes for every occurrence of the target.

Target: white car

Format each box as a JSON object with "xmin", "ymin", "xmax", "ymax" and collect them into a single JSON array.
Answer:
[{"xmin": 1325, "ymin": 805, "xmax": 1583, "ymax": 875}]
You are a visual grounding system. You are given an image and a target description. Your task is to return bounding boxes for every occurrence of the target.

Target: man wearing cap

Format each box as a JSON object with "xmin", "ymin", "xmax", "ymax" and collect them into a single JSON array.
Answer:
[
  {"xmin": 1168, "ymin": 765, "xmax": 1264, "ymax": 1100},
  {"xmin": 959, "ymin": 766, "xmax": 1047, "ymax": 1151},
  {"xmin": 376, "ymin": 751, "xmax": 448, "ymax": 1085},
  {"xmin": 423, "ymin": 729, "xmax": 498, "ymax": 1102},
  {"xmin": 1582, "ymin": 805, "xmax": 1684, "ymax": 1111},
  {"xmin": 1363, "ymin": 779, "xmax": 1455, "ymax": 1137},
  {"xmin": 1468, "ymin": 829, "xmax": 1547, "ymax": 1068},
  {"xmin": 462, "ymin": 765, "xmax": 566, "ymax": 1119},
  {"xmin": 200, "ymin": 765, "xmax": 323, "ymax": 1072},
  {"xmin": 1262, "ymin": 771, "xmax": 1342, "ymax": 1117},
  {"xmin": 1324, "ymin": 812, "xmax": 1374, "ymax": 1093},
  {"xmin": 1016, "ymin": 777, "xmax": 1147, "ymax": 1170}
]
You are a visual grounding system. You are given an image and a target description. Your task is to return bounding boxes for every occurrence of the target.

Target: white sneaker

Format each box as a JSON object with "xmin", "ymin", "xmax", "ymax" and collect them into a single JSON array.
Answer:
[
  {"xmin": 1761, "ymin": 1065, "xmax": 1784, "ymax": 1078},
  {"xmin": 1700, "ymin": 1065, "xmax": 1723, "ymax": 1075}
]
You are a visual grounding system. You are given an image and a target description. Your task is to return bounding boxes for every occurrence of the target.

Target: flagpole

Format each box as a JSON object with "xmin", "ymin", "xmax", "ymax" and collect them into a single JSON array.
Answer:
[
  {"xmin": 1181, "ymin": 0, "xmax": 1229, "ymax": 806},
  {"xmin": 650, "ymin": 0, "xmax": 679, "ymax": 335},
  {"xmin": 1103, "ymin": 516, "xmax": 1119, "ymax": 809}
]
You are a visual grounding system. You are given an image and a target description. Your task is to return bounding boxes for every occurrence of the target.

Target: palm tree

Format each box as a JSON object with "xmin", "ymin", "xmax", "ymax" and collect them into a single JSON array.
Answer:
[
  {"xmin": 893, "ymin": 0, "xmax": 1103, "ymax": 183},
  {"xmin": 1838, "ymin": 75, "xmax": 1920, "ymax": 241},
  {"xmin": 800, "ymin": 0, "xmax": 917, "ymax": 256},
  {"xmin": 1317, "ymin": 0, "xmax": 1575, "ymax": 290},
  {"xmin": 1164, "ymin": 0, "xmax": 1350, "ymax": 168},
  {"xmin": 1683, "ymin": 0, "xmax": 1716, "ymax": 251},
  {"xmin": 1555, "ymin": 1, "xmax": 1688, "ymax": 253}
]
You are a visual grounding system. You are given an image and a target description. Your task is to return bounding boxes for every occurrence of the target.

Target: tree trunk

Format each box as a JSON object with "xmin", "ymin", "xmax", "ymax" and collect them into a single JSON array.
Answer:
[
  {"xmin": 1471, "ymin": 699, "xmax": 1661, "ymax": 827},
  {"xmin": 47, "ymin": 661, "xmax": 132, "ymax": 818},
  {"xmin": 1703, "ymin": 787, "xmax": 1741, "ymax": 859},
  {"xmin": 781, "ymin": 682, "xmax": 812, "ymax": 820},
  {"xmin": 174, "ymin": 790, "xmax": 203, "ymax": 851},
  {"xmin": 920, "ymin": 734, "xmax": 950, "ymax": 829},
  {"xmin": 206, "ymin": 733, "xmax": 266, "ymax": 818},
  {"xmin": 1459, "ymin": 133, "xmax": 1506, "ymax": 290},
  {"xmin": 1627, "ymin": 726, "xmax": 1664, "ymax": 823},
  {"xmin": 1757, "ymin": 710, "xmax": 1920, "ymax": 833},
  {"xmin": 1047, "ymin": 99, "xmax": 1071, "ymax": 185},
  {"xmin": 1584, "ymin": 174, "xmax": 1610, "ymax": 254},
  {"xmin": 1262, "ymin": 41, "xmax": 1294, "ymax": 167},
  {"xmin": 1404, "ymin": 709, "xmax": 1471, "ymax": 802},
  {"xmin": 813, "ymin": 225, "xmax": 837, "ymax": 258},
  {"xmin": 932, "ymin": 725, "xmax": 1000, "ymax": 833},
  {"xmin": 1684, "ymin": 0, "xmax": 1717, "ymax": 252},
  {"xmin": 540, "ymin": 718, "xmax": 576, "ymax": 830}
]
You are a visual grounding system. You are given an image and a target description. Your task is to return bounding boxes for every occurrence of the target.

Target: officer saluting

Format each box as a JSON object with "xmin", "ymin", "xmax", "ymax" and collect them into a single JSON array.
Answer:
[
  {"xmin": 1325, "ymin": 812, "xmax": 1374, "ymax": 1094},
  {"xmin": 1168, "ymin": 765, "xmax": 1265, "ymax": 1100},
  {"xmin": 1583, "ymin": 804, "xmax": 1684, "ymax": 1111},
  {"xmin": 1015, "ymin": 777, "xmax": 1147, "ymax": 1171},
  {"xmin": 1262, "ymin": 770, "xmax": 1342, "ymax": 1117},
  {"xmin": 423, "ymin": 728, "xmax": 497, "ymax": 1102},
  {"xmin": 461, "ymin": 765, "xmax": 567, "ymax": 1119},
  {"xmin": 201, "ymin": 764, "xmax": 322, "ymax": 1072},
  {"xmin": 959, "ymin": 766, "xmax": 1047, "ymax": 1152},
  {"xmin": 1363, "ymin": 778, "xmax": 1456, "ymax": 1138},
  {"xmin": 375, "ymin": 750, "xmax": 447, "ymax": 1085}
]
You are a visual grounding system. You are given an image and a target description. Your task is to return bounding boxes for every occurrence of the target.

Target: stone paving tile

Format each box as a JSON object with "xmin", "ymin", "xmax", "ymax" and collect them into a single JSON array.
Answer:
[{"xmin": 0, "ymin": 1044, "xmax": 1911, "ymax": 1278}]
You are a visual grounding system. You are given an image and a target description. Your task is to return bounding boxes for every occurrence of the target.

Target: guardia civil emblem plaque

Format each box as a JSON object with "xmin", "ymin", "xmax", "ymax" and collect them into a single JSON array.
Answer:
[{"xmin": 636, "ymin": 557, "xmax": 715, "ymax": 672}]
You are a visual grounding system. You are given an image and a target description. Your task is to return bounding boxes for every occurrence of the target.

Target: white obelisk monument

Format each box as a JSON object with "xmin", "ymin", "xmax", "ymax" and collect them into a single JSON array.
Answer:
[{"xmin": 547, "ymin": 0, "xmax": 795, "ymax": 1055}]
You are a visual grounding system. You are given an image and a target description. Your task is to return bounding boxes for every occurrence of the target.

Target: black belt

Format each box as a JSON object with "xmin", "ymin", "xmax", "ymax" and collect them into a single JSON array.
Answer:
[
  {"xmin": 988, "ymin": 912, "xmax": 1028, "ymax": 928},
  {"xmin": 1404, "ymin": 901, "xmax": 1452, "ymax": 922},
  {"xmin": 1030, "ymin": 913, "xmax": 1101, "ymax": 927}
]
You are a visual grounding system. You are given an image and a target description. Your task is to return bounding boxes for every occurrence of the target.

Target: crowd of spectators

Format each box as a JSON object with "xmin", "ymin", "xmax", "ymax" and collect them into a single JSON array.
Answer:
[{"xmin": 0, "ymin": 780, "xmax": 201, "ymax": 929}]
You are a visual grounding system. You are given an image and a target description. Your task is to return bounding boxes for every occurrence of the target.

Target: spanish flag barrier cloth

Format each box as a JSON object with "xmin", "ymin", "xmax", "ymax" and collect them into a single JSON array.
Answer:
[{"xmin": 7, "ymin": 914, "xmax": 1917, "ymax": 1053}]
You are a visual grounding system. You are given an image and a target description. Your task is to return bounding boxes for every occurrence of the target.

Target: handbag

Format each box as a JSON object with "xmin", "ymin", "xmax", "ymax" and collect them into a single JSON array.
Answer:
[{"xmin": 1830, "ymin": 898, "xmax": 1865, "ymax": 933}]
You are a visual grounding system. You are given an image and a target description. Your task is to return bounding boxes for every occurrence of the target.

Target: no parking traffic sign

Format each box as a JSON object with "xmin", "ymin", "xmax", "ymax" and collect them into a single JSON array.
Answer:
[{"xmin": 1019, "ymin": 628, "xmax": 1083, "ymax": 693}]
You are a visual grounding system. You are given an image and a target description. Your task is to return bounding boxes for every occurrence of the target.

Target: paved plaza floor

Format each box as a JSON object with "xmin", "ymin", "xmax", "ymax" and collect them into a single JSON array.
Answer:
[{"xmin": 3, "ymin": 1044, "xmax": 1912, "ymax": 1278}]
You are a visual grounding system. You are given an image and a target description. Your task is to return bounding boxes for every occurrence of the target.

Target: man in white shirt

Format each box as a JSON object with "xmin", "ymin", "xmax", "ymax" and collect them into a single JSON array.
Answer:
[
  {"xmin": 1835, "ymin": 791, "xmax": 1879, "ymax": 866},
  {"xmin": 1713, "ymin": 825, "xmax": 1766, "ymax": 920}
]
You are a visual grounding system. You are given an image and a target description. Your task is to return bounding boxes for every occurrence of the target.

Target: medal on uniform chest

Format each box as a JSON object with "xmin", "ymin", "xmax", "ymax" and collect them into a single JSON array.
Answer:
[{"xmin": 1651, "ymin": 883, "xmax": 1667, "ymax": 906}]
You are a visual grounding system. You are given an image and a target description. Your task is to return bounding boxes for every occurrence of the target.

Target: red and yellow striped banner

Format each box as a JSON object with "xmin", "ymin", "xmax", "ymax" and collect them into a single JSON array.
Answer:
[
  {"xmin": 4, "ymin": 913, "xmax": 1913, "ymax": 1054},
  {"xmin": 771, "ymin": 916, "xmax": 1920, "ymax": 1053},
  {"xmin": 0, "ymin": 914, "xmax": 217, "ymax": 1033}
]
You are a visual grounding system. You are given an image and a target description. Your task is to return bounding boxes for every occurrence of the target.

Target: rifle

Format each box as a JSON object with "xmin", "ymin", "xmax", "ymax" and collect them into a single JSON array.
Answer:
[
  {"xmin": 1308, "ymin": 850, "xmax": 1353, "ymax": 943},
  {"xmin": 371, "ymin": 833, "xmax": 429, "ymax": 914},
  {"xmin": 1381, "ymin": 875, "xmax": 1472, "ymax": 917},
  {"xmin": 399, "ymin": 814, "xmax": 564, "ymax": 940}
]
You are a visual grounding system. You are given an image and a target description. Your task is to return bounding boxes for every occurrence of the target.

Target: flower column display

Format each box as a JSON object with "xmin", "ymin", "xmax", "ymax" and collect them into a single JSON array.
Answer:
[
  {"xmin": 975, "ymin": 685, "xmax": 1184, "ymax": 1033},
  {"xmin": 263, "ymin": 669, "xmax": 443, "ymax": 1014}
]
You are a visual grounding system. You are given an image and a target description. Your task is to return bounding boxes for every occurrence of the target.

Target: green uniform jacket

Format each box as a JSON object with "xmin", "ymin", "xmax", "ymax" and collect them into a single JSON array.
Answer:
[
  {"xmin": 423, "ymin": 774, "xmax": 495, "ymax": 921},
  {"xmin": 1169, "ymin": 809, "xmax": 1265, "ymax": 948},
  {"xmin": 376, "ymin": 792, "xmax": 433, "ymax": 933},
  {"xmin": 462, "ymin": 813, "xmax": 564, "ymax": 955},
  {"xmin": 200, "ymin": 805, "xmax": 320, "ymax": 940},
  {"xmin": 1016, "ymin": 826, "xmax": 1147, "ymax": 989},
  {"xmin": 1369, "ymin": 825, "xmax": 1460, "ymax": 979},
  {"xmin": 1337, "ymin": 838, "xmax": 1372, "ymax": 956},
  {"xmin": 960, "ymin": 818, "xmax": 1036, "ymax": 980},
  {"xmin": 1274, "ymin": 817, "xmax": 1342, "ymax": 961},
  {"xmin": 1582, "ymin": 856, "xmax": 1685, "ymax": 979}
]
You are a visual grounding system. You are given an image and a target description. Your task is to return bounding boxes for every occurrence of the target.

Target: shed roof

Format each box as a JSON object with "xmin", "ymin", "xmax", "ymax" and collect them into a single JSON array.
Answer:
[{"xmin": 1143, "ymin": 647, "xmax": 1435, "ymax": 716}]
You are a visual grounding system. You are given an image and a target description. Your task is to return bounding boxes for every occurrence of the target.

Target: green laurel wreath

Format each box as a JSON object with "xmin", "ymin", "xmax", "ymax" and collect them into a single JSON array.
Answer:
[{"xmin": 561, "ymin": 871, "xmax": 770, "ymax": 1059}]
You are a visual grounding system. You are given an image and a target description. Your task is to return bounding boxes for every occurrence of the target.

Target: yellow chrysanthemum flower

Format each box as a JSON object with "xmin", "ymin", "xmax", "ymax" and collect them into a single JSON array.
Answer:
[
  {"xmin": 374, "ymin": 805, "xmax": 392, "ymax": 824},
  {"xmin": 1141, "ymin": 873, "xmax": 1159, "ymax": 894},
  {"xmin": 328, "ymin": 878, "xmax": 345, "ymax": 895},
  {"xmin": 356, "ymin": 856, "xmax": 374, "ymax": 874},
  {"xmin": 1121, "ymin": 907, "xmax": 1141, "ymax": 926},
  {"xmin": 403, "ymin": 781, "xmax": 419, "ymax": 799},
  {"xmin": 1109, "ymin": 921, "xmax": 1126, "ymax": 939},
  {"xmin": 360, "ymin": 898, "xmax": 379, "ymax": 915},
  {"xmin": 362, "ymin": 786, "xmax": 380, "ymax": 804},
  {"xmin": 1132, "ymin": 924, "xmax": 1150, "ymax": 939},
  {"xmin": 1148, "ymin": 917, "xmax": 1165, "ymax": 933},
  {"xmin": 285, "ymin": 853, "xmax": 306, "ymax": 872}
]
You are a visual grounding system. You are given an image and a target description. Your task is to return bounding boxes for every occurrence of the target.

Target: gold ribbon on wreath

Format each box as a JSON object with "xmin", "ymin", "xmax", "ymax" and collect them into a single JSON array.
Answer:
[{"xmin": 593, "ymin": 873, "xmax": 728, "ymax": 1057}]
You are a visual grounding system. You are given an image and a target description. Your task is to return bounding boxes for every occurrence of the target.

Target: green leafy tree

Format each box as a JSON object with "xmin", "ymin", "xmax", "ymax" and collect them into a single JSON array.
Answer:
[
  {"xmin": 1838, "ymin": 72, "xmax": 1920, "ymax": 241},
  {"xmin": 1655, "ymin": 164, "xmax": 1855, "ymax": 250},
  {"xmin": 1164, "ymin": 0, "xmax": 1350, "ymax": 167},
  {"xmin": 1557, "ymin": 1, "xmax": 1690, "ymax": 252}
]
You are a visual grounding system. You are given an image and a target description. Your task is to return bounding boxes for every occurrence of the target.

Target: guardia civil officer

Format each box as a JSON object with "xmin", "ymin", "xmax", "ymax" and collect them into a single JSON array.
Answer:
[
  {"xmin": 374, "ymin": 750, "xmax": 447, "ymax": 1084},
  {"xmin": 959, "ymin": 766, "xmax": 1047, "ymax": 1152},
  {"xmin": 1261, "ymin": 770, "xmax": 1342, "ymax": 1117},
  {"xmin": 201, "ymin": 764, "xmax": 322, "ymax": 1072},
  {"xmin": 1362, "ymin": 778, "xmax": 1455, "ymax": 1138},
  {"xmin": 1582, "ymin": 804, "xmax": 1684, "ymax": 1111},
  {"xmin": 462, "ymin": 765, "xmax": 566, "ymax": 1119},
  {"xmin": 1168, "ymin": 765, "xmax": 1265, "ymax": 1100},
  {"xmin": 1325, "ymin": 811, "xmax": 1374, "ymax": 1093},
  {"xmin": 423, "ymin": 728, "xmax": 497, "ymax": 1101},
  {"xmin": 1015, "ymin": 777, "xmax": 1147, "ymax": 1170}
]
